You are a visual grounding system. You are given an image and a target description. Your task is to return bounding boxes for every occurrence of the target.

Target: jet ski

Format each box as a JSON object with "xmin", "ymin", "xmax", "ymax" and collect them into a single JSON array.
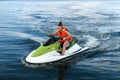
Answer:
[{"xmin": 25, "ymin": 36, "xmax": 89, "ymax": 64}]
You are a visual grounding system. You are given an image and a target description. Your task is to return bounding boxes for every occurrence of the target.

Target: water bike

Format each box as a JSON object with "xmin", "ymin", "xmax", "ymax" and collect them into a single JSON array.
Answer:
[{"xmin": 25, "ymin": 36, "xmax": 89, "ymax": 64}]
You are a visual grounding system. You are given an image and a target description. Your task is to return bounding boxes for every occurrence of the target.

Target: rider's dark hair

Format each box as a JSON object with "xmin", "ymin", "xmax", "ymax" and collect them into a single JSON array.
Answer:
[{"xmin": 58, "ymin": 21, "xmax": 63, "ymax": 26}]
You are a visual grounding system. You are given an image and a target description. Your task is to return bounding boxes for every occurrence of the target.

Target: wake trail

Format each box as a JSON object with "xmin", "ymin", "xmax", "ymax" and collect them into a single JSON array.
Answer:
[
  {"xmin": 5, "ymin": 31, "xmax": 45, "ymax": 42},
  {"xmin": 84, "ymin": 35, "xmax": 100, "ymax": 49}
]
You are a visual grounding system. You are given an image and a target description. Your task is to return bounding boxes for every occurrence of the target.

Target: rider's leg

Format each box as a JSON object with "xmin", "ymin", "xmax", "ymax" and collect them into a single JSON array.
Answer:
[{"xmin": 62, "ymin": 40, "xmax": 69, "ymax": 55}]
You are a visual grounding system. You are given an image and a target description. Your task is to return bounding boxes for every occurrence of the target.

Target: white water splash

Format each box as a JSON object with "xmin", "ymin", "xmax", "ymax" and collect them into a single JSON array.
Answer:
[
  {"xmin": 5, "ymin": 31, "xmax": 45, "ymax": 42},
  {"xmin": 84, "ymin": 35, "xmax": 100, "ymax": 48}
]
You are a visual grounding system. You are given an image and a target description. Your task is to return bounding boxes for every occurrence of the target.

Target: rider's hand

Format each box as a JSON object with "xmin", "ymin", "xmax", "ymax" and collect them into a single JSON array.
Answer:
[
  {"xmin": 57, "ymin": 40, "xmax": 63, "ymax": 43},
  {"xmin": 62, "ymin": 37, "xmax": 67, "ymax": 41},
  {"xmin": 47, "ymin": 34, "xmax": 52, "ymax": 36}
]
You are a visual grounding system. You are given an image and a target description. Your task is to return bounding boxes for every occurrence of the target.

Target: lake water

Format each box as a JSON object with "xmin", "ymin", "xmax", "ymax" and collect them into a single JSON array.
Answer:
[{"xmin": 0, "ymin": 1, "xmax": 120, "ymax": 80}]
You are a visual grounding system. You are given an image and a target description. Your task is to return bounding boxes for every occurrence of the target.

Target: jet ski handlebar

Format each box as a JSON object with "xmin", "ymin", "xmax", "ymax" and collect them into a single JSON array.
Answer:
[{"xmin": 47, "ymin": 34, "xmax": 62, "ymax": 40}]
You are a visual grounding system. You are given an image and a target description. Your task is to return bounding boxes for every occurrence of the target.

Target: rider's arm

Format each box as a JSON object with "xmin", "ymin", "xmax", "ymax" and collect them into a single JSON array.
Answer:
[
  {"xmin": 49, "ymin": 29, "xmax": 58, "ymax": 36},
  {"xmin": 62, "ymin": 30, "xmax": 72, "ymax": 41}
]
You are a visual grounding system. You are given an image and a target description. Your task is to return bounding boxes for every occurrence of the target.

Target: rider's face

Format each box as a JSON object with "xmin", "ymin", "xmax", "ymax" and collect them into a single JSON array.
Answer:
[{"xmin": 58, "ymin": 26, "xmax": 62, "ymax": 30}]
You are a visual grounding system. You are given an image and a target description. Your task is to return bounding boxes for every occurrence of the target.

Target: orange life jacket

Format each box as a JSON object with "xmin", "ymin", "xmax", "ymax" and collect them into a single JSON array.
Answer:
[{"xmin": 57, "ymin": 26, "xmax": 72, "ymax": 41}]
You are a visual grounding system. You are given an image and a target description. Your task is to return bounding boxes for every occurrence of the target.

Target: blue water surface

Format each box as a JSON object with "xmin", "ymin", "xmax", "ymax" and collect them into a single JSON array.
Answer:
[{"xmin": 0, "ymin": 1, "xmax": 120, "ymax": 80}]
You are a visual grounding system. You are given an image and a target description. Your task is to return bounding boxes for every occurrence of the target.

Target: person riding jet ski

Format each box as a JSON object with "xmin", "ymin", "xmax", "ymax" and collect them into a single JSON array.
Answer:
[{"xmin": 48, "ymin": 21, "xmax": 72, "ymax": 55}]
